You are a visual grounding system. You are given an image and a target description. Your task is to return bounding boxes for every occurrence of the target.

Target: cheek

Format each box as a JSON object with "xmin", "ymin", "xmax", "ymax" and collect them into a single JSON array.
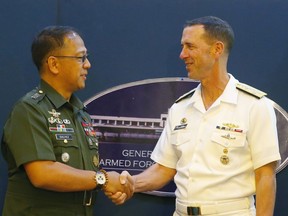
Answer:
[{"xmin": 199, "ymin": 51, "xmax": 213, "ymax": 64}]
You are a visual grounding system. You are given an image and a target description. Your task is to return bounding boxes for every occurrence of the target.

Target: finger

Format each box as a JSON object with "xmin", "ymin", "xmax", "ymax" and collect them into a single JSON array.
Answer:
[
  {"xmin": 114, "ymin": 193, "xmax": 128, "ymax": 205},
  {"xmin": 125, "ymin": 176, "xmax": 135, "ymax": 195},
  {"xmin": 125, "ymin": 188, "xmax": 134, "ymax": 200},
  {"xmin": 122, "ymin": 183, "xmax": 134, "ymax": 199},
  {"xmin": 110, "ymin": 192, "xmax": 123, "ymax": 199},
  {"xmin": 104, "ymin": 191, "xmax": 113, "ymax": 197}
]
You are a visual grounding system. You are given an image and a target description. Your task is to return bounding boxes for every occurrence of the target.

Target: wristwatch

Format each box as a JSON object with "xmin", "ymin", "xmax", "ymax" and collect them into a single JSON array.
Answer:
[{"xmin": 94, "ymin": 170, "xmax": 108, "ymax": 190}]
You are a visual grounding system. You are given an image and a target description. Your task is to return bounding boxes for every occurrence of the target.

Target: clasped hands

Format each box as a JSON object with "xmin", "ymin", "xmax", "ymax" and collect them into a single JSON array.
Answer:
[{"xmin": 104, "ymin": 171, "xmax": 134, "ymax": 205}]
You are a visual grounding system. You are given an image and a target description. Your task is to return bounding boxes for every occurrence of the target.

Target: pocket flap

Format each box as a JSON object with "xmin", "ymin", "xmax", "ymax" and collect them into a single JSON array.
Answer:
[{"xmin": 211, "ymin": 130, "xmax": 246, "ymax": 148}]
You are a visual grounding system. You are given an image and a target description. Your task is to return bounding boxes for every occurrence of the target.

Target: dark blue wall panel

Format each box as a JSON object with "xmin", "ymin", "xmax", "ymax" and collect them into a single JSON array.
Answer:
[{"xmin": 1, "ymin": 0, "xmax": 287, "ymax": 215}]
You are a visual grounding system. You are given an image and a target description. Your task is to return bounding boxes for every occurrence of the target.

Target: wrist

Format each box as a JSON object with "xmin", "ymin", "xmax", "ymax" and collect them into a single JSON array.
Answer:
[
  {"xmin": 94, "ymin": 169, "xmax": 108, "ymax": 190},
  {"xmin": 100, "ymin": 169, "xmax": 108, "ymax": 190}
]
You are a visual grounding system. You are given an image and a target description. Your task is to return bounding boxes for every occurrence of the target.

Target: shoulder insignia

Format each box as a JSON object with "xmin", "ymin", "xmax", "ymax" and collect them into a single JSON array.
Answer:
[
  {"xmin": 175, "ymin": 89, "xmax": 196, "ymax": 103},
  {"xmin": 31, "ymin": 89, "xmax": 45, "ymax": 101},
  {"xmin": 236, "ymin": 83, "xmax": 267, "ymax": 99}
]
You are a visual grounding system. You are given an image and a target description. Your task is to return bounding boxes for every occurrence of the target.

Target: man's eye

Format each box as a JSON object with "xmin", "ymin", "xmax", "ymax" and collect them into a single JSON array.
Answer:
[{"xmin": 188, "ymin": 45, "xmax": 196, "ymax": 50}]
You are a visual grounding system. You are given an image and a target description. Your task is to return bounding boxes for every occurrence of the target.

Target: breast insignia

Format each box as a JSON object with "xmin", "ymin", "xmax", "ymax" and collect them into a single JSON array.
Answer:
[{"xmin": 236, "ymin": 83, "xmax": 267, "ymax": 99}]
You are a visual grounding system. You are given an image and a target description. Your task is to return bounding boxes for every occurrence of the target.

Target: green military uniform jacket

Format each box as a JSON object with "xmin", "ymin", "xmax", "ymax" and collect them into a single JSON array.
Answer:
[{"xmin": 1, "ymin": 80, "xmax": 100, "ymax": 216}]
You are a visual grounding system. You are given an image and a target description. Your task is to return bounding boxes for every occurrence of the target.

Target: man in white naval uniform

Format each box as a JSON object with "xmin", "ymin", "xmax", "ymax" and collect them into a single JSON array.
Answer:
[{"xmin": 108, "ymin": 16, "xmax": 281, "ymax": 216}]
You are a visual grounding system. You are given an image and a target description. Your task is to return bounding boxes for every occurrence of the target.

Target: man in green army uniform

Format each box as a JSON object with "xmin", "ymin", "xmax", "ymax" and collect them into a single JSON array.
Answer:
[{"xmin": 1, "ymin": 26, "xmax": 134, "ymax": 215}]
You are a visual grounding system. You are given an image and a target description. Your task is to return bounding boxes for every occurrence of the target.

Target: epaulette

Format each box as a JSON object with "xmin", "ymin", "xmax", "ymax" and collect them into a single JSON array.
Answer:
[
  {"xmin": 175, "ymin": 88, "xmax": 196, "ymax": 103},
  {"xmin": 30, "ymin": 89, "xmax": 45, "ymax": 101},
  {"xmin": 236, "ymin": 83, "xmax": 267, "ymax": 99}
]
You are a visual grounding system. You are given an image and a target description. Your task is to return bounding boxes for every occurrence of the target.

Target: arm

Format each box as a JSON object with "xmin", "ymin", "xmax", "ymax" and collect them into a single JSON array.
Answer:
[
  {"xmin": 16, "ymin": 101, "xmax": 133, "ymax": 195},
  {"xmin": 105, "ymin": 163, "xmax": 176, "ymax": 205},
  {"xmin": 254, "ymin": 161, "xmax": 277, "ymax": 216},
  {"xmin": 133, "ymin": 163, "xmax": 176, "ymax": 192},
  {"xmin": 24, "ymin": 160, "xmax": 133, "ymax": 196}
]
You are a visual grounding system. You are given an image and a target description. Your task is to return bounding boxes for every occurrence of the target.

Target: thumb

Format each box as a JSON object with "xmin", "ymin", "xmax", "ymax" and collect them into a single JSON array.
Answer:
[{"xmin": 119, "ymin": 170, "xmax": 129, "ymax": 184}]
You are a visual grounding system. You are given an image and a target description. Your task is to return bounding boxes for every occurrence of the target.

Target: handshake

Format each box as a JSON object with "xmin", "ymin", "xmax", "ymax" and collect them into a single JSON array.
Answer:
[
  {"xmin": 100, "ymin": 163, "xmax": 174, "ymax": 205},
  {"xmin": 102, "ymin": 170, "xmax": 135, "ymax": 205}
]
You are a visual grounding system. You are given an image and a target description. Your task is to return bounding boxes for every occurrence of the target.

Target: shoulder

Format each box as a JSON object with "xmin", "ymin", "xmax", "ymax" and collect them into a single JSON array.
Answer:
[
  {"xmin": 22, "ymin": 87, "xmax": 46, "ymax": 104},
  {"xmin": 175, "ymin": 88, "xmax": 196, "ymax": 103},
  {"xmin": 236, "ymin": 82, "xmax": 267, "ymax": 99},
  {"xmin": 10, "ymin": 88, "xmax": 46, "ymax": 113}
]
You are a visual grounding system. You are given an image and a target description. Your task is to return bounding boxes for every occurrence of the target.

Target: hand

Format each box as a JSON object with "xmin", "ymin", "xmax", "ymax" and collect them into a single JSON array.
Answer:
[{"xmin": 104, "ymin": 171, "xmax": 134, "ymax": 205}]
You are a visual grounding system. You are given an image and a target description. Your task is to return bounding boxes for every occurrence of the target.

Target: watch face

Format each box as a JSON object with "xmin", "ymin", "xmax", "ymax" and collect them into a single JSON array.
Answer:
[{"xmin": 96, "ymin": 172, "xmax": 106, "ymax": 185}]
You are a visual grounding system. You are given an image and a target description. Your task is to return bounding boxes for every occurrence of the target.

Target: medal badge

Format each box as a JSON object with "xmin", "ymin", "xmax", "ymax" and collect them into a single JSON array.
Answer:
[
  {"xmin": 93, "ymin": 154, "xmax": 99, "ymax": 167},
  {"xmin": 48, "ymin": 109, "xmax": 63, "ymax": 124},
  {"xmin": 216, "ymin": 122, "xmax": 243, "ymax": 165},
  {"xmin": 220, "ymin": 148, "xmax": 229, "ymax": 165},
  {"xmin": 61, "ymin": 152, "xmax": 70, "ymax": 163},
  {"xmin": 220, "ymin": 155, "xmax": 229, "ymax": 165}
]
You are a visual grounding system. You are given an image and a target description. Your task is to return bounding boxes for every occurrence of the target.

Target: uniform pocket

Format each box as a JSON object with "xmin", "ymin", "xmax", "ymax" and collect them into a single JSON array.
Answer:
[
  {"xmin": 52, "ymin": 133, "xmax": 80, "ymax": 166},
  {"xmin": 171, "ymin": 130, "xmax": 191, "ymax": 146},
  {"xmin": 211, "ymin": 130, "xmax": 246, "ymax": 148}
]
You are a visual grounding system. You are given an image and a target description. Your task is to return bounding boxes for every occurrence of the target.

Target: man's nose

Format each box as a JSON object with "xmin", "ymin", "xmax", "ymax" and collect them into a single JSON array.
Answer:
[{"xmin": 179, "ymin": 47, "xmax": 188, "ymax": 60}]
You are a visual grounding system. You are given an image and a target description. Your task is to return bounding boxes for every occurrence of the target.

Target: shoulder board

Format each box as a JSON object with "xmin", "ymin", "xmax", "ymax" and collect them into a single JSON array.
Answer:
[
  {"xmin": 236, "ymin": 83, "xmax": 267, "ymax": 99},
  {"xmin": 30, "ymin": 89, "xmax": 45, "ymax": 102},
  {"xmin": 175, "ymin": 89, "xmax": 196, "ymax": 103}
]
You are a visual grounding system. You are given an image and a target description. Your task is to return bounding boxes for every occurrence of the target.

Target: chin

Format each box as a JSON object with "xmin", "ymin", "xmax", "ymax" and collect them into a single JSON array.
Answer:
[
  {"xmin": 77, "ymin": 85, "xmax": 85, "ymax": 90},
  {"xmin": 79, "ymin": 81, "xmax": 86, "ymax": 89},
  {"xmin": 187, "ymin": 72, "xmax": 194, "ymax": 79},
  {"xmin": 187, "ymin": 71, "xmax": 199, "ymax": 80}
]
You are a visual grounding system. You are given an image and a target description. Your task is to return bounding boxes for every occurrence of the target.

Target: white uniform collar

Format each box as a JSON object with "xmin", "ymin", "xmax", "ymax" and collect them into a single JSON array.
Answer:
[{"xmin": 190, "ymin": 74, "xmax": 239, "ymax": 109}]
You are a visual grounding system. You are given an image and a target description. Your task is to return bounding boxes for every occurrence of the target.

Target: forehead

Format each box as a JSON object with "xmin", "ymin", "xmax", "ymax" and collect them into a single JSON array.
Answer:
[
  {"xmin": 66, "ymin": 32, "xmax": 78, "ymax": 39},
  {"xmin": 62, "ymin": 33, "xmax": 86, "ymax": 53},
  {"xmin": 181, "ymin": 25, "xmax": 206, "ymax": 44}
]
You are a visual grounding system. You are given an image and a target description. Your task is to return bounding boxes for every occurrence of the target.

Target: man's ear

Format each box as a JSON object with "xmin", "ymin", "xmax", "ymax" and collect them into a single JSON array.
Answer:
[
  {"xmin": 213, "ymin": 41, "xmax": 225, "ymax": 56},
  {"xmin": 46, "ymin": 56, "xmax": 60, "ymax": 74},
  {"xmin": 210, "ymin": 41, "xmax": 225, "ymax": 59}
]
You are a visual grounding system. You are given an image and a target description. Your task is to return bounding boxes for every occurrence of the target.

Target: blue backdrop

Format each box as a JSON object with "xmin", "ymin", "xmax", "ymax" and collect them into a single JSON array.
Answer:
[{"xmin": 0, "ymin": 0, "xmax": 287, "ymax": 215}]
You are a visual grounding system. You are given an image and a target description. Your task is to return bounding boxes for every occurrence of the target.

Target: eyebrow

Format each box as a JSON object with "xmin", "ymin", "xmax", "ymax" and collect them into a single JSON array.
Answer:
[
  {"xmin": 75, "ymin": 50, "xmax": 88, "ymax": 55},
  {"xmin": 181, "ymin": 42, "xmax": 195, "ymax": 47}
]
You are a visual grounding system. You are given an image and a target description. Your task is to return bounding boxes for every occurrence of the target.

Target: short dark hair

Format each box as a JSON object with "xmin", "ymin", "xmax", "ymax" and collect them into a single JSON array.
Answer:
[
  {"xmin": 31, "ymin": 26, "xmax": 81, "ymax": 71},
  {"xmin": 185, "ymin": 16, "xmax": 234, "ymax": 53}
]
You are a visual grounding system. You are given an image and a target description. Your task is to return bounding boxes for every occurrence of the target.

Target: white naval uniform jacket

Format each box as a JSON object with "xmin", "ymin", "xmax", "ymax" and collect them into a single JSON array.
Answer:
[{"xmin": 151, "ymin": 74, "xmax": 281, "ymax": 203}]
